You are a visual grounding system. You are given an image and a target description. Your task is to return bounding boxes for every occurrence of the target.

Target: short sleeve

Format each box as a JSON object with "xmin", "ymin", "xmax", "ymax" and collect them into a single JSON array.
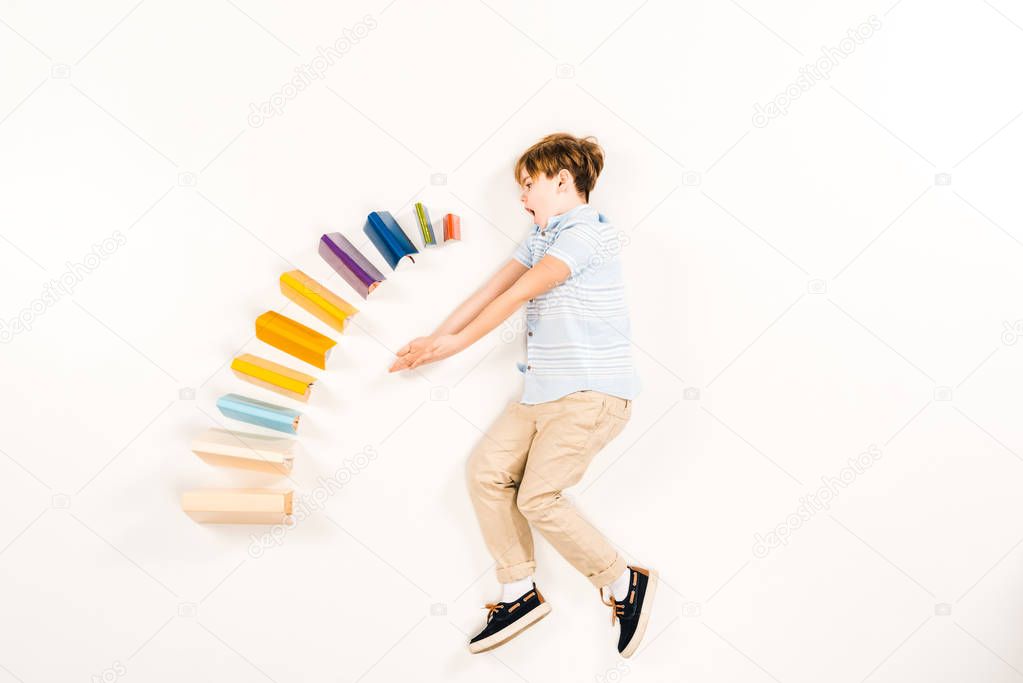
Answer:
[
  {"xmin": 513, "ymin": 236, "xmax": 532, "ymax": 267},
  {"xmin": 544, "ymin": 221, "xmax": 603, "ymax": 277}
]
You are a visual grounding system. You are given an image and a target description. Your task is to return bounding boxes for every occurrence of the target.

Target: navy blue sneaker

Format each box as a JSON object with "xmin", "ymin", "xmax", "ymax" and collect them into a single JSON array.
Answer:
[
  {"xmin": 468, "ymin": 584, "xmax": 551, "ymax": 654},
  {"xmin": 601, "ymin": 566, "xmax": 658, "ymax": 658}
]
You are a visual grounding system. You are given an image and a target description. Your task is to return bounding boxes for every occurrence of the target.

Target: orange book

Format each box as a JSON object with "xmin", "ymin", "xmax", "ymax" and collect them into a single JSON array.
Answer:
[
  {"xmin": 255, "ymin": 311, "xmax": 336, "ymax": 369},
  {"xmin": 443, "ymin": 213, "xmax": 461, "ymax": 241}
]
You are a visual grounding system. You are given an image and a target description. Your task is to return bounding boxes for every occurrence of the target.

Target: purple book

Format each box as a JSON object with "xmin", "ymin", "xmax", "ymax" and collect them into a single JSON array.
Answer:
[{"xmin": 318, "ymin": 233, "xmax": 386, "ymax": 299}]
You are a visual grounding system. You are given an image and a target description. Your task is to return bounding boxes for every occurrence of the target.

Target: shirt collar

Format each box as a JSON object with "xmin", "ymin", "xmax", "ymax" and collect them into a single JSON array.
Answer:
[{"xmin": 534, "ymin": 203, "xmax": 591, "ymax": 233}]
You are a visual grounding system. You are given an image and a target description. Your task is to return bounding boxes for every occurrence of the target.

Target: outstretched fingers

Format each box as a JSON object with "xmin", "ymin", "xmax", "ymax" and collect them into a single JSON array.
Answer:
[{"xmin": 409, "ymin": 353, "xmax": 432, "ymax": 369}]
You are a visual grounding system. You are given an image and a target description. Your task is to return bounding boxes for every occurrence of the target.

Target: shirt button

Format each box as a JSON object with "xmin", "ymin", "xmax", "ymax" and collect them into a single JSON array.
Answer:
[
  {"xmin": 528, "ymin": 298, "xmax": 534, "ymax": 303},
  {"xmin": 526, "ymin": 365, "xmax": 531, "ymax": 370},
  {"xmin": 527, "ymin": 331, "xmax": 533, "ymax": 336}
]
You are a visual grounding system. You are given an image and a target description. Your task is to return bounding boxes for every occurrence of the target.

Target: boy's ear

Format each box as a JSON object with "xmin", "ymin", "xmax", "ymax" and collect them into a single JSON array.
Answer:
[{"xmin": 556, "ymin": 168, "xmax": 572, "ymax": 191}]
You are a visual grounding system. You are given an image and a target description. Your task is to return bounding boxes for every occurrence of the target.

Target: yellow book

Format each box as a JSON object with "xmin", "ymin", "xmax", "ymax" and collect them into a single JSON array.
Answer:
[
  {"xmin": 182, "ymin": 489, "xmax": 293, "ymax": 524},
  {"xmin": 280, "ymin": 270, "xmax": 358, "ymax": 333},
  {"xmin": 255, "ymin": 311, "xmax": 336, "ymax": 369},
  {"xmin": 231, "ymin": 353, "xmax": 314, "ymax": 402}
]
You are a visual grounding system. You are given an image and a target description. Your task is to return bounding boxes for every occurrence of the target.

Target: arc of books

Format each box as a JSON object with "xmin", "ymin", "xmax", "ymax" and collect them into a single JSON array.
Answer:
[{"xmin": 183, "ymin": 207, "xmax": 462, "ymax": 524}]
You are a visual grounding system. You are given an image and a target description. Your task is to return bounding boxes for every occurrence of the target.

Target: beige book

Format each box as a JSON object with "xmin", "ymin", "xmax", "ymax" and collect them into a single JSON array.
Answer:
[{"xmin": 182, "ymin": 489, "xmax": 293, "ymax": 524}]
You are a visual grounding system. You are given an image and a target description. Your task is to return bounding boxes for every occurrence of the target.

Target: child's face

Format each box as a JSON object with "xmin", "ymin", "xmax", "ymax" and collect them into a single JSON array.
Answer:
[{"xmin": 519, "ymin": 171, "xmax": 564, "ymax": 229}]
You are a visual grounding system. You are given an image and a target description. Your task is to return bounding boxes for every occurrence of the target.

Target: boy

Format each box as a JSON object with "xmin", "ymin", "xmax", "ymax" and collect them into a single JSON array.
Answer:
[{"xmin": 389, "ymin": 133, "xmax": 656, "ymax": 658}]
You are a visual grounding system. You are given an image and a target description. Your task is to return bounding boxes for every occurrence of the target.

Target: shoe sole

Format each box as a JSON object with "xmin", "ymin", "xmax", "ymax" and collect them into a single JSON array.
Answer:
[
  {"xmin": 620, "ymin": 569, "xmax": 658, "ymax": 659},
  {"xmin": 468, "ymin": 602, "xmax": 552, "ymax": 654}
]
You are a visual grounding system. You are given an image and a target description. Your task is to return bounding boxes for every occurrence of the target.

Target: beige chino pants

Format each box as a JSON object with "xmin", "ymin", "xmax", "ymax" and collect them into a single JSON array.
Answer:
[{"xmin": 466, "ymin": 390, "xmax": 633, "ymax": 589}]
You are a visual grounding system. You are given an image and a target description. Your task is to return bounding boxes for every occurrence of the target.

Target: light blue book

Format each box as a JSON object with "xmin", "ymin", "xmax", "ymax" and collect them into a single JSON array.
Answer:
[{"xmin": 216, "ymin": 393, "xmax": 302, "ymax": 434}]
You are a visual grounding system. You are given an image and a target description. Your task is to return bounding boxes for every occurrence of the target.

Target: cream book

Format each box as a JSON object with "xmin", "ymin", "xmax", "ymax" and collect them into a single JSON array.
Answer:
[{"xmin": 190, "ymin": 428, "xmax": 295, "ymax": 474}]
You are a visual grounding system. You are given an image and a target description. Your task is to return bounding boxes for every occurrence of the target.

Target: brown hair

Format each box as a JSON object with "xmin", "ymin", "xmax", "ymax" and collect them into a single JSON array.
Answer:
[{"xmin": 514, "ymin": 133, "xmax": 605, "ymax": 200}]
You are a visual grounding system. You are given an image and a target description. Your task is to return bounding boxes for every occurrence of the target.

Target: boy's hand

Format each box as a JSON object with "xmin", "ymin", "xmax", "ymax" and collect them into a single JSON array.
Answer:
[{"xmin": 389, "ymin": 334, "xmax": 466, "ymax": 372}]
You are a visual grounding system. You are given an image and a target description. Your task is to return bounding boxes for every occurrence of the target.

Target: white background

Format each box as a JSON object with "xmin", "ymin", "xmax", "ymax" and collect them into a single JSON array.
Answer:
[{"xmin": 2, "ymin": 1, "xmax": 1022, "ymax": 681}]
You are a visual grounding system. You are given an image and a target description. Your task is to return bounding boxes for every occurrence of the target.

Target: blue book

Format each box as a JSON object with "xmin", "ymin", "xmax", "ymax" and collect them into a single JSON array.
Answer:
[
  {"xmin": 364, "ymin": 211, "xmax": 418, "ymax": 269},
  {"xmin": 216, "ymin": 393, "xmax": 302, "ymax": 434}
]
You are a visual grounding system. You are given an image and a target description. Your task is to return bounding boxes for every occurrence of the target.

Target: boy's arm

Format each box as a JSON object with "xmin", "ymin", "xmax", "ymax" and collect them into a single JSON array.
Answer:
[
  {"xmin": 389, "ymin": 255, "xmax": 570, "ymax": 371},
  {"xmin": 456, "ymin": 255, "xmax": 569, "ymax": 347},
  {"xmin": 431, "ymin": 259, "xmax": 528, "ymax": 336}
]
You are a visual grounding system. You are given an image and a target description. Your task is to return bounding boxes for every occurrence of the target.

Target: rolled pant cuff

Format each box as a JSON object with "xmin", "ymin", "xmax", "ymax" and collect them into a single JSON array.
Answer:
[
  {"xmin": 496, "ymin": 560, "xmax": 537, "ymax": 584},
  {"xmin": 589, "ymin": 555, "xmax": 628, "ymax": 589}
]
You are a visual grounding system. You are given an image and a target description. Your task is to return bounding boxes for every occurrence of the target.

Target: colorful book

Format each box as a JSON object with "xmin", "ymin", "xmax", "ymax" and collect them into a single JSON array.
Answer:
[
  {"xmin": 217, "ymin": 393, "xmax": 302, "ymax": 434},
  {"xmin": 319, "ymin": 232, "xmax": 386, "ymax": 299},
  {"xmin": 414, "ymin": 202, "xmax": 437, "ymax": 246},
  {"xmin": 364, "ymin": 211, "xmax": 418, "ymax": 269},
  {"xmin": 255, "ymin": 311, "xmax": 336, "ymax": 369},
  {"xmin": 231, "ymin": 353, "xmax": 315, "ymax": 402},
  {"xmin": 280, "ymin": 270, "xmax": 358, "ymax": 333},
  {"xmin": 182, "ymin": 489, "xmax": 293, "ymax": 524},
  {"xmin": 443, "ymin": 213, "xmax": 461, "ymax": 241},
  {"xmin": 190, "ymin": 428, "xmax": 295, "ymax": 474}
]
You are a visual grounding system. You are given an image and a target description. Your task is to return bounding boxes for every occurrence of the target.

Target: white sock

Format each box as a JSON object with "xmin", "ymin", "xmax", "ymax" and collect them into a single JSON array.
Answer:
[
  {"xmin": 501, "ymin": 576, "xmax": 534, "ymax": 602},
  {"xmin": 609, "ymin": 567, "xmax": 632, "ymax": 601}
]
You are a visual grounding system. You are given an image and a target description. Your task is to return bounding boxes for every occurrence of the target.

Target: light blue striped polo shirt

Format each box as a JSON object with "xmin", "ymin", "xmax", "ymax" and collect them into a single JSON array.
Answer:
[{"xmin": 512, "ymin": 204, "xmax": 641, "ymax": 405}]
